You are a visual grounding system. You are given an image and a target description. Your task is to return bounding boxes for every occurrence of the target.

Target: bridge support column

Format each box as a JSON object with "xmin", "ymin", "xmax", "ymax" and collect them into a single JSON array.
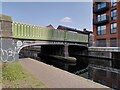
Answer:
[
  {"xmin": 40, "ymin": 45, "xmax": 71, "ymax": 70},
  {"xmin": 0, "ymin": 14, "xmax": 19, "ymax": 62},
  {"xmin": 63, "ymin": 44, "xmax": 69, "ymax": 57}
]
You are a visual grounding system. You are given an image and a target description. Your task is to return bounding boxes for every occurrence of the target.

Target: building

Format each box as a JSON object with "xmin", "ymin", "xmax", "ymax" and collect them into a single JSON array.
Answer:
[
  {"xmin": 46, "ymin": 24, "xmax": 55, "ymax": 29},
  {"xmin": 93, "ymin": 1, "xmax": 120, "ymax": 47},
  {"xmin": 91, "ymin": 1, "xmax": 120, "ymax": 89},
  {"xmin": 57, "ymin": 25, "xmax": 92, "ymax": 34}
]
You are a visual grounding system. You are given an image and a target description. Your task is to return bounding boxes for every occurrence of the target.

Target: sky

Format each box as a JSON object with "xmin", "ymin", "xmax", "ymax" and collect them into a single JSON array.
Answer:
[{"xmin": 2, "ymin": 2, "xmax": 93, "ymax": 31}]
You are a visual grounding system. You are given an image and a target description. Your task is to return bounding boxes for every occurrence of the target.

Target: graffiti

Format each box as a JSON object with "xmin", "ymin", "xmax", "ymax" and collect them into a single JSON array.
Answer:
[
  {"xmin": 17, "ymin": 40, "xmax": 23, "ymax": 47},
  {"xmin": 0, "ymin": 39, "xmax": 66, "ymax": 62},
  {"xmin": 0, "ymin": 40, "xmax": 23, "ymax": 62},
  {"xmin": 0, "ymin": 48, "xmax": 8, "ymax": 62},
  {"xmin": 0, "ymin": 48, "xmax": 15, "ymax": 62}
]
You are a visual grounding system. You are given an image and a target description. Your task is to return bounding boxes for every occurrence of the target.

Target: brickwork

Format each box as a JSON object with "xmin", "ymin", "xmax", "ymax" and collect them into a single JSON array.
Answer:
[
  {"xmin": 93, "ymin": 2, "xmax": 120, "ymax": 47},
  {"xmin": 0, "ymin": 14, "xmax": 12, "ymax": 38}
]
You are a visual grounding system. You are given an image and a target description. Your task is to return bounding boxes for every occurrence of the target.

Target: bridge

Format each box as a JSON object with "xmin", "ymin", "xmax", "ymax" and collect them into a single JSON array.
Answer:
[
  {"xmin": 0, "ymin": 14, "xmax": 89, "ymax": 62},
  {"xmin": 12, "ymin": 22, "xmax": 88, "ymax": 43},
  {"xmin": 1, "ymin": 15, "xmax": 118, "ymax": 89}
]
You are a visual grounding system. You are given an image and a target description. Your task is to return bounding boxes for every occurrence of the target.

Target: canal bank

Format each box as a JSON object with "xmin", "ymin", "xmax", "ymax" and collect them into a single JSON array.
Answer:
[
  {"xmin": 19, "ymin": 46, "xmax": 120, "ymax": 89},
  {"xmin": 18, "ymin": 58, "xmax": 110, "ymax": 88}
]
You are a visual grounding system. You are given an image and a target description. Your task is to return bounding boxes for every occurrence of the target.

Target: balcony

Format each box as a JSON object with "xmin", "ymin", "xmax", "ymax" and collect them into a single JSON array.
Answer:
[
  {"xmin": 93, "ymin": 2, "xmax": 109, "ymax": 14},
  {"xmin": 93, "ymin": 15, "xmax": 109, "ymax": 25}
]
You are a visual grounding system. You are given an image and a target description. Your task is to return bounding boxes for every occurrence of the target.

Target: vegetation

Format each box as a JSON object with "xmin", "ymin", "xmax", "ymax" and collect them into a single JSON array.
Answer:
[{"xmin": 2, "ymin": 62, "xmax": 46, "ymax": 88}]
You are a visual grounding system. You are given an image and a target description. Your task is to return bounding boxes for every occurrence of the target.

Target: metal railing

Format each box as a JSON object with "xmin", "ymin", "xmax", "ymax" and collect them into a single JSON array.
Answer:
[
  {"xmin": 89, "ymin": 39, "xmax": 120, "ymax": 47},
  {"xmin": 93, "ymin": 15, "xmax": 109, "ymax": 25},
  {"xmin": 93, "ymin": 2, "xmax": 109, "ymax": 14}
]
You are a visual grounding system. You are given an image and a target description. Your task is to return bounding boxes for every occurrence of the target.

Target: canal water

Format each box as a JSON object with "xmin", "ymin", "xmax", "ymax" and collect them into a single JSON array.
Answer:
[
  {"xmin": 19, "ymin": 49, "xmax": 89, "ymax": 74},
  {"xmin": 19, "ymin": 46, "xmax": 120, "ymax": 75}
]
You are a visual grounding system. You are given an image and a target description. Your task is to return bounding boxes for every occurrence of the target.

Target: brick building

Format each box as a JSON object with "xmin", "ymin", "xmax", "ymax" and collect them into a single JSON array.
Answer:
[
  {"xmin": 91, "ymin": 1, "xmax": 120, "ymax": 89},
  {"xmin": 93, "ymin": 1, "xmax": 120, "ymax": 47}
]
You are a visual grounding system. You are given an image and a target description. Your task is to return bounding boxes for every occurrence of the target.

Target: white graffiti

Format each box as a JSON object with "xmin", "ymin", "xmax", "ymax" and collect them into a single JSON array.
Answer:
[
  {"xmin": 1, "ymin": 39, "xmax": 66, "ymax": 62},
  {"xmin": 0, "ymin": 48, "xmax": 8, "ymax": 62},
  {"xmin": 0, "ymin": 40, "xmax": 23, "ymax": 62},
  {"xmin": 7, "ymin": 48, "xmax": 13, "ymax": 57},
  {"xmin": 17, "ymin": 40, "xmax": 23, "ymax": 47}
]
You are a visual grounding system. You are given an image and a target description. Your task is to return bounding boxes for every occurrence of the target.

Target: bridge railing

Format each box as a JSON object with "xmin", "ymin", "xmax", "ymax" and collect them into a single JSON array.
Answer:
[
  {"xmin": 90, "ymin": 39, "xmax": 120, "ymax": 47},
  {"xmin": 12, "ymin": 22, "xmax": 88, "ymax": 43}
]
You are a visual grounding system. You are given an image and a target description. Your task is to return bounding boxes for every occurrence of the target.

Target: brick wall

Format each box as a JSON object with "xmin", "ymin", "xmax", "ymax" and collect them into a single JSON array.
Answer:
[{"xmin": 0, "ymin": 14, "xmax": 12, "ymax": 38}]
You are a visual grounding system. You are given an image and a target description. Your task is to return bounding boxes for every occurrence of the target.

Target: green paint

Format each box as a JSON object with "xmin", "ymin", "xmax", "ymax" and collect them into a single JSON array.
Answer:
[{"xmin": 12, "ymin": 22, "xmax": 88, "ymax": 43}]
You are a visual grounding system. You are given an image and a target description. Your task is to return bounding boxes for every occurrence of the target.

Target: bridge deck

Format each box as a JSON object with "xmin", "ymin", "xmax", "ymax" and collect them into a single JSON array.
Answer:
[{"xmin": 19, "ymin": 58, "xmax": 110, "ymax": 88}]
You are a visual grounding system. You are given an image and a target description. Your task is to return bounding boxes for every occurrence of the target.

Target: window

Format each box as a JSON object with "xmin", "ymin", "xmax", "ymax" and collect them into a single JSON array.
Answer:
[
  {"xmin": 97, "ymin": 4, "xmax": 101, "ymax": 10},
  {"xmin": 97, "ymin": 2, "xmax": 107, "ymax": 9},
  {"xmin": 97, "ymin": 26, "xmax": 101, "ymax": 35},
  {"xmin": 111, "ymin": 9, "xmax": 117, "ymax": 20},
  {"xmin": 111, "ymin": 72, "xmax": 117, "ymax": 79},
  {"xmin": 97, "ymin": 13, "xmax": 106, "ymax": 22},
  {"xmin": 111, "ymin": 0, "xmax": 117, "ymax": 6},
  {"xmin": 97, "ymin": 25, "xmax": 106, "ymax": 35},
  {"xmin": 110, "ymin": 38, "xmax": 117, "ymax": 47},
  {"xmin": 112, "ymin": 83, "xmax": 118, "ymax": 89},
  {"xmin": 96, "ymin": 39, "xmax": 106, "ymax": 47},
  {"xmin": 111, "ymin": 23, "xmax": 117, "ymax": 34}
]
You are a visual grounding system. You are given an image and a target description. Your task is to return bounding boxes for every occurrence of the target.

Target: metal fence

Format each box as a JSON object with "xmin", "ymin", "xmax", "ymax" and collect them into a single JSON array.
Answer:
[{"xmin": 89, "ymin": 39, "xmax": 120, "ymax": 47}]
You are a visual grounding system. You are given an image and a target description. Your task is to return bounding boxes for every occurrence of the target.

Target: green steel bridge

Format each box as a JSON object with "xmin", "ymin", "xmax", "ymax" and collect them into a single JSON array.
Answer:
[
  {"xmin": 12, "ymin": 22, "xmax": 88, "ymax": 43},
  {"xmin": 1, "ymin": 14, "xmax": 89, "ymax": 62}
]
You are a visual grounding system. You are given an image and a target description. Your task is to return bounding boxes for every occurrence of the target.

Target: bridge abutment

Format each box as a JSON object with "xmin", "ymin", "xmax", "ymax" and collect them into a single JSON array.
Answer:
[
  {"xmin": 0, "ymin": 14, "xmax": 19, "ymax": 62},
  {"xmin": 63, "ymin": 44, "xmax": 69, "ymax": 57}
]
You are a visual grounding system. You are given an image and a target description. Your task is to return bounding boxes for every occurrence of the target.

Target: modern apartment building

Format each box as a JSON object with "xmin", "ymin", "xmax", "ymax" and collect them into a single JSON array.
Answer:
[
  {"xmin": 91, "ymin": 1, "xmax": 120, "ymax": 89},
  {"xmin": 93, "ymin": 1, "xmax": 120, "ymax": 47}
]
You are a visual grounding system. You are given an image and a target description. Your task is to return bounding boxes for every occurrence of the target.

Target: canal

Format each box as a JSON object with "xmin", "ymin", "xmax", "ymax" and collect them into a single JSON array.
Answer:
[
  {"xmin": 19, "ymin": 46, "xmax": 120, "ymax": 90},
  {"xmin": 19, "ymin": 46, "xmax": 88, "ymax": 74}
]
